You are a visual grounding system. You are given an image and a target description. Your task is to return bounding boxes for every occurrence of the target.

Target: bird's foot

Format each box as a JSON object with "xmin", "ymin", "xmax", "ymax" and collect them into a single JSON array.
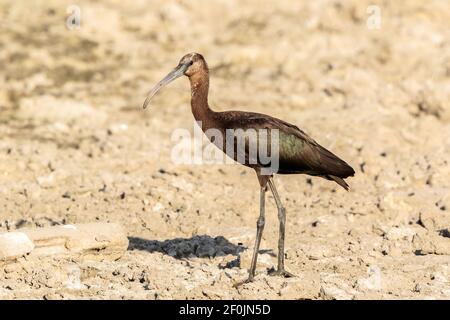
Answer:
[
  {"xmin": 233, "ymin": 276, "xmax": 254, "ymax": 288},
  {"xmin": 269, "ymin": 268, "xmax": 295, "ymax": 278}
]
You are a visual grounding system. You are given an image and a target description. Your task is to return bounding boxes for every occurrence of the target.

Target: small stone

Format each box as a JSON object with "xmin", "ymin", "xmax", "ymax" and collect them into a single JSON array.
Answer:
[
  {"xmin": 4, "ymin": 263, "xmax": 19, "ymax": 273},
  {"xmin": 419, "ymin": 209, "xmax": 450, "ymax": 231},
  {"xmin": 279, "ymin": 275, "xmax": 320, "ymax": 299},
  {"xmin": 319, "ymin": 285, "xmax": 355, "ymax": 300},
  {"xmin": 36, "ymin": 173, "xmax": 56, "ymax": 188},
  {"xmin": 413, "ymin": 233, "xmax": 450, "ymax": 255}
]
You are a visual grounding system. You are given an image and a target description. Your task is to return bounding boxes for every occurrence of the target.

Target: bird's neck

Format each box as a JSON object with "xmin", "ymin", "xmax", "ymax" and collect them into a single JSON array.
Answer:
[{"xmin": 189, "ymin": 71, "xmax": 214, "ymax": 124}]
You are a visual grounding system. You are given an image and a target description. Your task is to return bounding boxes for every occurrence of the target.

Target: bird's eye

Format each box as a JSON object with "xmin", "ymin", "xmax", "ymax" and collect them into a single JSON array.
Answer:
[{"xmin": 188, "ymin": 61, "xmax": 193, "ymax": 66}]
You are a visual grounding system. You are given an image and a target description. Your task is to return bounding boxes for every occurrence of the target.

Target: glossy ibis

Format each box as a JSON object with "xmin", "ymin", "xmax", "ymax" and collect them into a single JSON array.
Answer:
[{"xmin": 143, "ymin": 53, "xmax": 355, "ymax": 285}]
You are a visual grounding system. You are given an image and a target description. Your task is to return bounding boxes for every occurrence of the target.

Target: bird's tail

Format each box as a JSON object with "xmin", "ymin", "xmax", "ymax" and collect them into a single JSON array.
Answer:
[{"xmin": 329, "ymin": 175, "xmax": 350, "ymax": 191}]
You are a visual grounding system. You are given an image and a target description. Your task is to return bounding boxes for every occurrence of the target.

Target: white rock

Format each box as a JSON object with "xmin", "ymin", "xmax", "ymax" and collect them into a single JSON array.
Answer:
[
  {"xmin": 0, "ymin": 232, "xmax": 35, "ymax": 260},
  {"xmin": 356, "ymin": 265, "xmax": 383, "ymax": 290}
]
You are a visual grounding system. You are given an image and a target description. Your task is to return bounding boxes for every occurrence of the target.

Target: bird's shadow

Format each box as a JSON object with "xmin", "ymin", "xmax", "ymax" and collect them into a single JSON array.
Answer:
[
  {"xmin": 128, "ymin": 235, "xmax": 276, "ymax": 268},
  {"xmin": 128, "ymin": 235, "xmax": 245, "ymax": 259}
]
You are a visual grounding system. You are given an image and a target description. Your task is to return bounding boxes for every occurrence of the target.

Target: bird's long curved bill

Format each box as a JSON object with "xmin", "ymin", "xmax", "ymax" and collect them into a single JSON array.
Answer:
[{"xmin": 143, "ymin": 63, "xmax": 189, "ymax": 109}]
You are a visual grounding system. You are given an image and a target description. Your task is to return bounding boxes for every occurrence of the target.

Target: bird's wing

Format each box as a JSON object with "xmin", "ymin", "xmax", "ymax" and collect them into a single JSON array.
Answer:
[
  {"xmin": 221, "ymin": 111, "xmax": 315, "ymax": 142},
  {"xmin": 220, "ymin": 111, "xmax": 355, "ymax": 178}
]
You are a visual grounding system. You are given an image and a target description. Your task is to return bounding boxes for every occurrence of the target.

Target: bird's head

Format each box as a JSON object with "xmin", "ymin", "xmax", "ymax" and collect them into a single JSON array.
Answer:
[{"xmin": 143, "ymin": 53, "xmax": 207, "ymax": 109}]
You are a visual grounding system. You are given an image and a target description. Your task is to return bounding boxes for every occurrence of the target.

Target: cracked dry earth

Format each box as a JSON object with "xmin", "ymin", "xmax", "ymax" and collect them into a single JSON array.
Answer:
[{"xmin": 1, "ymin": 0, "xmax": 450, "ymax": 299}]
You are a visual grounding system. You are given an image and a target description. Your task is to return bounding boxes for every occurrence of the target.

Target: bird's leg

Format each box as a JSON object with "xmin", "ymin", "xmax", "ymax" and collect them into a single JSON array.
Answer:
[
  {"xmin": 234, "ymin": 186, "xmax": 266, "ymax": 287},
  {"xmin": 268, "ymin": 178, "xmax": 295, "ymax": 278},
  {"xmin": 249, "ymin": 186, "xmax": 266, "ymax": 279}
]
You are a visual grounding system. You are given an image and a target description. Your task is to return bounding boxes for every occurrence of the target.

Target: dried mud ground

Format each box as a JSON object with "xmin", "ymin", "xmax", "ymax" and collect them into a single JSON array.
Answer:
[{"xmin": 1, "ymin": 0, "xmax": 450, "ymax": 299}]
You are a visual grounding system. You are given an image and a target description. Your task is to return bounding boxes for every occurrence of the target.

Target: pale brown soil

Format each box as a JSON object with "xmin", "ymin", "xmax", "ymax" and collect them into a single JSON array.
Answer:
[{"xmin": 0, "ymin": 0, "xmax": 450, "ymax": 299}]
